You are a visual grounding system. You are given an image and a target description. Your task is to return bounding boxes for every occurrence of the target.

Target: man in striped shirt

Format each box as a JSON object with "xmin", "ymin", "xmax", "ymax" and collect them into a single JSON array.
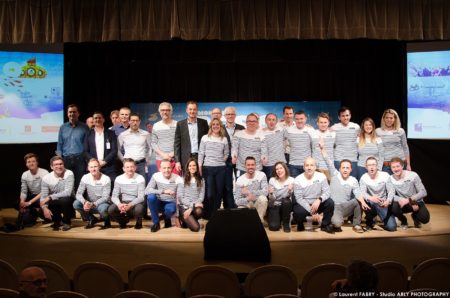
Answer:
[
  {"xmin": 108, "ymin": 158, "xmax": 146, "ymax": 229},
  {"xmin": 152, "ymin": 102, "xmax": 179, "ymax": 175},
  {"xmin": 234, "ymin": 157, "xmax": 268, "ymax": 223},
  {"xmin": 40, "ymin": 156, "xmax": 75, "ymax": 231},
  {"xmin": 262, "ymin": 113, "xmax": 286, "ymax": 180},
  {"xmin": 74, "ymin": 158, "xmax": 111, "ymax": 229},
  {"xmin": 277, "ymin": 106, "xmax": 295, "ymax": 164},
  {"xmin": 18, "ymin": 153, "xmax": 49, "ymax": 228},
  {"xmin": 387, "ymin": 157, "xmax": 430, "ymax": 229},
  {"xmin": 146, "ymin": 159, "xmax": 183, "ymax": 232},
  {"xmin": 331, "ymin": 107, "xmax": 360, "ymax": 177}
]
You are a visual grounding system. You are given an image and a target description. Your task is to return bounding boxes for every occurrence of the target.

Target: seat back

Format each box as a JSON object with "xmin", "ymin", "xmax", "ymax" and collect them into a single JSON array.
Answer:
[
  {"xmin": 410, "ymin": 258, "xmax": 450, "ymax": 291},
  {"xmin": 47, "ymin": 290, "xmax": 89, "ymax": 298},
  {"xmin": 0, "ymin": 288, "xmax": 19, "ymax": 298},
  {"xmin": 0, "ymin": 259, "xmax": 19, "ymax": 290},
  {"xmin": 26, "ymin": 259, "xmax": 71, "ymax": 294},
  {"xmin": 243, "ymin": 265, "xmax": 298, "ymax": 297},
  {"xmin": 374, "ymin": 261, "xmax": 408, "ymax": 292},
  {"xmin": 185, "ymin": 265, "xmax": 240, "ymax": 298},
  {"xmin": 300, "ymin": 263, "xmax": 346, "ymax": 298},
  {"xmin": 114, "ymin": 290, "xmax": 160, "ymax": 298},
  {"xmin": 73, "ymin": 262, "xmax": 124, "ymax": 298},
  {"xmin": 128, "ymin": 263, "xmax": 181, "ymax": 298}
]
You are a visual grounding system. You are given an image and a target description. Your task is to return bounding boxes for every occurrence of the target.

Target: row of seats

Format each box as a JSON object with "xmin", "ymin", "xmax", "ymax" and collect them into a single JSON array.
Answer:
[{"xmin": 1, "ymin": 258, "xmax": 449, "ymax": 297}]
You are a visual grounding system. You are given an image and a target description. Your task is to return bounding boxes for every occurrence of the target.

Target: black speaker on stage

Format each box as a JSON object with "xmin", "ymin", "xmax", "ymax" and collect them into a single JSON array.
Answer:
[{"xmin": 203, "ymin": 208, "xmax": 271, "ymax": 262}]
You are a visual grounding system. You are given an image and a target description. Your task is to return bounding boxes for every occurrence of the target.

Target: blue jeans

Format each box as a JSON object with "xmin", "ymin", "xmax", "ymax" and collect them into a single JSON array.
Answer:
[
  {"xmin": 73, "ymin": 200, "xmax": 110, "ymax": 221},
  {"xmin": 147, "ymin": 194, "xmax": 176, "ymax": 224},
  {"xmin": 365, "ymin": 201, "xmax": 397, "ymax": 231},
  {"xmin": 288, "ymin": 164, "xmax": 304, "ymax": 178},
  {"xmin": 203, "ymin": 166, "xmax": 226, "ymax": 219},
  {"xmin": 334, "ymin": 160, "xmax": 358, "ymax": 178},
  {"xmin": 356, "ymin": 165, "xmax": 368, "ymax": 180},
  {"xmin": 63, "ymin": 153, "xmax": 86, "ymax": 190}
]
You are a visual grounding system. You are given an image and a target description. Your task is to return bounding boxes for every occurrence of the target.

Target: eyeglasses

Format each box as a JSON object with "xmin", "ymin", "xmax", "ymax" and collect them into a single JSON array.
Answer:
[
  {"xmin": 225, "ymin": 113, "xmax": 236, "ymax": 116},
  {"xmin": 246, "ymin": 120, "xmax": 258, "ymax": 123},
  {"xmin": 22, "ymin": 279, "xmax": 48, "ymax": 286}
]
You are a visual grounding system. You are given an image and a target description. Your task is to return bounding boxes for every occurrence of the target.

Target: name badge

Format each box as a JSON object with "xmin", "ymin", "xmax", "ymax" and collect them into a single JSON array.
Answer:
[{"xmin": 106, "ymin": 141, "xmax": 111, "ymax": 150}]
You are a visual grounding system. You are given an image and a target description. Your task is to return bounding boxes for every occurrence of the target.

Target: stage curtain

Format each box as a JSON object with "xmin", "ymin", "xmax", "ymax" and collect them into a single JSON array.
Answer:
[{"xmin": 1, "ymin": 0, "xmax": 450, "ymax": 43}]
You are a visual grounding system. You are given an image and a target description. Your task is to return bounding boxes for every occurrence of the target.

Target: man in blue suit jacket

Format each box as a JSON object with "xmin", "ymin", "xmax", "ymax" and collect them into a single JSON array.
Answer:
[
  {"xmin": 84, "ymin": 112, "xmax": 118, "ymax": 184},
  {"xmin": 174, "ymin": 101, "xmax": 209, "ymax": 173}
]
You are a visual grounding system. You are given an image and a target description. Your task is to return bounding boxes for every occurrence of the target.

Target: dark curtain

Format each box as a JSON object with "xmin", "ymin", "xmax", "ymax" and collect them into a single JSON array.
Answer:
[{"xmin": 1, "ymin": 0, "xmax": 450, "ymax": 43}]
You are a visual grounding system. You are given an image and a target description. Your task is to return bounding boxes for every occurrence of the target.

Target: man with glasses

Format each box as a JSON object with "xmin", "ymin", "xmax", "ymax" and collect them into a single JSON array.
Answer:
[{"xmin": 18, "ymin": 266, "xmax": 47, "ymax": 298}]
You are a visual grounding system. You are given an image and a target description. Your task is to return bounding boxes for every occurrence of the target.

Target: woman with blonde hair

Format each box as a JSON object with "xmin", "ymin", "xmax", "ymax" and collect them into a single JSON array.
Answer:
[
  {"xmin": 356, "ymin": 117, "xmax": 384, "ymax": 179},
  {"xmin": 198, "ymin": 118, "xmax": 228, "ymax": 219},
  {"xmin": 375, "ymin": 109, "xmax": 410, "ymax": 174}
]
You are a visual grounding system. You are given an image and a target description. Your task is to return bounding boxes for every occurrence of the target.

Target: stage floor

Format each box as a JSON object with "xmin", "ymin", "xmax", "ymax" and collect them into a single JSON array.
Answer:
[{"xmin": 1, "ymin": 204, "xmax": 450, "ymax": 283}]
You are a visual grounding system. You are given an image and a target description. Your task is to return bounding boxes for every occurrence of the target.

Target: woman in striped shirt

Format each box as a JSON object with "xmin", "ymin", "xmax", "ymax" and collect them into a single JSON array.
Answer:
[
  {"xmin": 267, "ymin": 162, "xmax": 294, "ymax": 232},
  {"xmin": 375, "ymin": 109, "xmax": 410, "ymax": 174},
  {"xmin": 356, "ymin": 117, "xmax": 384, "ymax": 180},
  {"xmin": 179, "ymin": 158, "xmax": 204, "ymax": 232},
  {"xmin": 198, "ymin": 118, "xmax": 229, "ymax": 219}
]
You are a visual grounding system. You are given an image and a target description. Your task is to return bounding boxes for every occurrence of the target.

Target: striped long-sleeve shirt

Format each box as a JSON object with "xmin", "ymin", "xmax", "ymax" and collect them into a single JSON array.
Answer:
[
  {"xmin": 331, "ymin": 122, "xmax": 360, "ymax": 162},
  {"xmin": 145, "ymin": 172, "xmax": 183, "ymax": 202},
  {"xmin": 198, "ymin": 135, "xmax": 228, "ymax": 167},
  {"xmin": 387, "ymin": 171, "xmax": 427, "ymax": 203},
  {"xmin": 324, "ymin": 155, "xmax": 361, "ymax": 204},
  {"xmin": 359, "ymin": 171, "xmax": 391, "ymax": 202},
  {"xmin": 235, "ymin": 171, "xmax": 268, "ymax": 206},
  {"xmin": 268, "ymin": 176, "xmax": 294, "ymax": 206},
  {"xmin": 375, "ymin": 128, "xmax": 410, "ymax": 161},
  {"xmin": 151, "ymin": 120, "xmax": 177, "ymax": 160},
  {"xmin": 75, "ymin": 173, "xmax": 111, "ymax": 205},
  {"xmin": 232, "ymin": 130, "xmax": 267, "ymax": 171},
  {"xmin": 179, "ymin": 178, "xmax": 205, "ymax": 209},
  {"xmin": 294, "ymin": 172, "xmax": 330, "ymax": 213},
  {"xmin": 285, "ymin": 126, "xmax": 314, "ymax": 166},
  {"xmin": 310, "ymin": 129, "xmax": 336, "ymax": 170},
  {"xmin": 356, "ymin": 137, "xmax": 384, "ymax": 170},
  {"xmin": 20, "ymin": 168, "xmax": 49, "ymax": 199},
  {"xmin": 262, "ymin": 128, "xmax": 286, "ymax": 166},
  {"xmin": 40, "ymin": 170, "xmax": 75, "ymax": 203},
  {"xmin": 111, "ymin": 173, "xmax": 146, "ymax": 206}
]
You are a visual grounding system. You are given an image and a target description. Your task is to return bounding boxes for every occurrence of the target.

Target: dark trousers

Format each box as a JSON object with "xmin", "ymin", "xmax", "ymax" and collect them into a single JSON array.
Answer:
[
  {"xmin": 108, "ymin": 203, "xmax": 144, "ymax": 225},
  {"xmin": 63, "ymin": 153, "xmax": 86, "ymax": 190},
  {"xmin": 288, "ymin": 164, "xmax": 304, "ymax": 178},
  {"xmin": 262, "ymin": 166, "xmax": 273, "ymax": 181},
  {"xmin": 48, "ymin": 196, "xmax": 73, "ymax": 225},
  {"xmin": 268, "ymin": 197, "xmax": 293, "ymax": 231},
  {"xmin": 101, "ymin": 166, "xmax": 117, "ymax": 192},
  {"xmin": 223, "ymin": 160, "xmax": 237, "ymax": 209},
  {"xmin": 391, "ymin": 201, "xmax": 430, "ymax": 225},
  {"xmin": 16, "ymin": 195, "xmax": 42, "ymax": 227},
  {"xmin": 203, "ymin": 165, "xmax": 226, "ymax": 219},
  {"xmin": 293, "ymin": 199, "xmax": 334, "ymax": 227}
]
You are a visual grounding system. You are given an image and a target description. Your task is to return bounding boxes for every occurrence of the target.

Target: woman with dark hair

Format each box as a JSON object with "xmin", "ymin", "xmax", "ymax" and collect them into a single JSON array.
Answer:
[
  {"xmin": 179, "ymin": 158, "xmax": 204, "ymax": 232},
  {"xmin": 267, "ymin": 161, "xmax": 294, "ymax": 232}
]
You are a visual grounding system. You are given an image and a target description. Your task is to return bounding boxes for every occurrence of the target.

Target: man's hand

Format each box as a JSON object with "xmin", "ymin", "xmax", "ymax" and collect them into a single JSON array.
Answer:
[
  {"xmin": 43, "ymin": 207, "xmax": 53, "ymax": 220},
  {"xmin": 398, "ymin": 198, "xmax": 409, "ymax": 208},
  {"xmin": 310, "ymin": 198, "xmax": 321, "ymax": 214},
  {"xmin": 175, "ymin": 162, "xmax": 182, "ymax": 173}
]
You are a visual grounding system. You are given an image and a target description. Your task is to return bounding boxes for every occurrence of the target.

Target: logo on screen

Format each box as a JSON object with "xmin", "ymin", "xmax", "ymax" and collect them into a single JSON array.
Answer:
[
  {"xmin": 414, "ymin": 123, "xmax": 422, "ymax": 132},
  {"xmin": 24, "ymin": 125, "xmax": 32, "ymax": 133}
]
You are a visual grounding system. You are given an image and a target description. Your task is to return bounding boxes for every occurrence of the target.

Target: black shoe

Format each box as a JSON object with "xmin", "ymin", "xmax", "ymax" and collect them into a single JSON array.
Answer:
[
  {"xmin": 100, "ymin": 219, "xmax": 111, "ymax": 230},
  {"xmin": 134, "ymin": 218, "xmax": 143, "ymax": 229},
  {"xmin": 320, "ymin": 224, "xmax": 335, "ymax": 234},
  {"xmin": 297, "ymin": 224, "xmax": 305, "ymax": 231},
  {"xmin": 151, "ymin": 223, "xmax": 160, "ymax": 232},
  {"xmin": 283, "ymin": 226, "xmax": 291, "ymax": 233},
  {"xmin": 333, "ymin": 226, "xmax": 343, "ymax": 232},
  {"xmin": 85, "ymin": 217, "xmax": 98, "ymax": 229},
  {"xmin": 164, "ymin": 218, "xmax": 172, "ymax": 228},
  {"xmin": 51, "ymin": 222, "xmax": 61, "ymax": 231},
  {"xmin": 413, "ymin": 218, "xmax": 422, "ymax": 228},
  {"xmin": 119, "ymin": 221, "xmax": 127, "ymax": 229}
]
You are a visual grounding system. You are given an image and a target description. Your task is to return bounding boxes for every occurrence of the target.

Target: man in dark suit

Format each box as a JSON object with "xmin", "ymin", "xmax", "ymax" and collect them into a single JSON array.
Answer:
[
  {"xmin": 84, "ymin": 112, "xmax": 118, "ymax": 185},
  {"xmin": 223, "ymin": 106, "xmax": 245, "ymax": 208},
  {"xmin": 174, "ymin": 101, "xmax": 209, "ymax": 173}
]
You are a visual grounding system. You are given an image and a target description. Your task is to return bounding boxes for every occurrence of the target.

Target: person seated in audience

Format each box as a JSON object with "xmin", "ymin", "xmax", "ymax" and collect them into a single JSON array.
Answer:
[
  {"xmin": 320, "ymin": 142, "xmax": 369, "ymax": 233},
  {"xmin": 108, "ymin": 158, "xmax": 146, "ymax": 229},
  {"xmin": 292, "ymin": 157, "xmax": 335, "ymax": 233},
  {"xmin": 359, "ymin": 156, "xmax": 397, "ymax": 231},
  {"xmin": 17, "ymin": 153, "xmax": 49, "ymax": 228},
  {"xmin": 330, "ymin": 260, "xmax": 378, "ymax": 297},
  {"xmin": 388, "ymin": 157, "xmax": 430, "ymax": 229},
  {"xmin": 40, "ymin": 156, "xmax": 75, "ymax": 231},
  {"xmin": 234, "ymin": 156, "xmax": 268, "ymax": 223},
  {"xmin": 267, "ymin": 162, "xmax": 294, "ymax": 232},
  {"xmin": 179, "ymin": 158, "xmax": 204, "ymax": 232},
  {"xmin": 74, "ymin": 158, "xmax": 112, "ymax": 229},
  {"xmin": 18, "ymin": 266, "xmax": 48, "ymax": 298},
  {"xmin": 146, "ymin": 159, "xmax": 183, "ymax": 232}
]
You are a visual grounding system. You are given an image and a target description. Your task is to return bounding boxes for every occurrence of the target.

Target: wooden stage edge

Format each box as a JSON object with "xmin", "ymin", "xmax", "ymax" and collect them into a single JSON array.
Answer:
[{"xmin": 1, "ymin": 204, "xmax": 450, "ymax": 284}]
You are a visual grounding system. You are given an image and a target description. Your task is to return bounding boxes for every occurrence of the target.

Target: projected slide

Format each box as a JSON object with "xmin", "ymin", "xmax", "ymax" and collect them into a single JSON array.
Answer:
[
  {"xmin": 0, "ymin": 51, "xmax": 63, "ymax": 144},
  {"xmin": 407, "ymin": 49, "xmax": 450, "ymax": 139}
]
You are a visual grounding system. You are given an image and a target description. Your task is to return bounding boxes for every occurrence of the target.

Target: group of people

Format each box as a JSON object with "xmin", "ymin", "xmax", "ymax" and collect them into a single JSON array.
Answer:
[{"xmin": 17, "ymin": 102, "xmax": 430, "ymax": 234}]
